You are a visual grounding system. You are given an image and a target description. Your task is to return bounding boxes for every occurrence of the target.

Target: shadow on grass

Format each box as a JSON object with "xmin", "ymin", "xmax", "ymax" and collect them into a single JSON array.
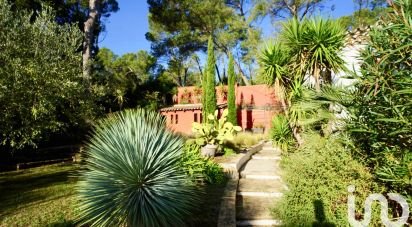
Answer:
[
  {"xmin": 186, "ymin": 179, "xmax": 228, "ymax": 227},
  {"xmin": 312, "ymin": 200, "xmax": 336, "ymax": 227},
  {"xmin": 0, "ymin": 165, "xmax": 78, "ymax": 216},
  {"xmin": 47, "ymin": 220, "xmax": 75, "ymax": 227}
]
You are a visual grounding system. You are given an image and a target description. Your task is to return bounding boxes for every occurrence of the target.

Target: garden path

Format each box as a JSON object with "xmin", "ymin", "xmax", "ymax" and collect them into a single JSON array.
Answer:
[{"xmin": 236, "ymin": 142, "xmax": 286, "ymax": 226}]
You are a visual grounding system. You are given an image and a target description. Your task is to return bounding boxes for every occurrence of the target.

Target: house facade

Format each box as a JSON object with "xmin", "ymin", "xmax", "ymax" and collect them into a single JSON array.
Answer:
[{"xmin": 159, "ymin": 85, "xmax": 282, "ymax": 134}]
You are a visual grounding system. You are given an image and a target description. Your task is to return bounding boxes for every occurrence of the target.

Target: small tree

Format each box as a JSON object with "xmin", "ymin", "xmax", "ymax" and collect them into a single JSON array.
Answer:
[
  {"xmin": 0, "ymin": 1, "xmax": 93, "ymax": 150},
  {"xmin": 203, "ymin": 36, "xmax": 217, "ymax": 121},
  {"xmin": 227, "ymin": 53, "xmax": 237, "ymax": 125}
]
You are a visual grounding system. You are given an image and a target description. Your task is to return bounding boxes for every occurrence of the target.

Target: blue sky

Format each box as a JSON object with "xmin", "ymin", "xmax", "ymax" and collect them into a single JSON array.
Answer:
[{"xmin": 100, "ymin": 0, "xmax": 357, "ymax": 56}]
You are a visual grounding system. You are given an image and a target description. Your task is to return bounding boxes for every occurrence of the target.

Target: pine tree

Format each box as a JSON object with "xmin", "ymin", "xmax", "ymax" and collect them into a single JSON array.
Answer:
[
  {"xmin": 227, "ymin": 53, "xmax": 237, "ymax": 125},
  {"xmin": 204, "ymin": 36, "xmax": 217, "ymax": 121}
]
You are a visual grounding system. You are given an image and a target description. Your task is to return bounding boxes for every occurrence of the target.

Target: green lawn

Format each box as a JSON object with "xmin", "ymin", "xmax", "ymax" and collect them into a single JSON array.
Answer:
[
  {"xmin": 0, "ymin": 163, "xmax": 227, "ymax": 227},
  {"xmin": 0, "ymin": 163, "xmax": 79, "ymax": 227}
]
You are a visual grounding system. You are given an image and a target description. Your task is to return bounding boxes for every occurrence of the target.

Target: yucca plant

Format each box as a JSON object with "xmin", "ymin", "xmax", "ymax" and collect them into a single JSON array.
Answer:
[
  {"xmin": 77, "ymin": 109, "xmax": 200, "ymax": 227},
  {"xmin": 282, "ymin": 17, "xmax": 347, "ymax": 91},
  {"xmin": 270, "ymin": 115, "xmax": 294, "ymax": 151}
]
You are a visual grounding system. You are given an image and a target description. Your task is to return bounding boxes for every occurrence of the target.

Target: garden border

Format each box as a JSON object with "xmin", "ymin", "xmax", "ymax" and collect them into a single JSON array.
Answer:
[{"xmin": 216, "ymin": 141, "xmax": 265, "ymax": 227}]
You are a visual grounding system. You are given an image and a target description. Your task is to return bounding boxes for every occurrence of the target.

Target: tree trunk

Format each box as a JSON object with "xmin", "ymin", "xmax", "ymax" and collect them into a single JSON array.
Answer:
[
  {"xmin": 314, "ymin": 65, "xmax": 320, "ymax": 92},
  {"xmin": 83, "ymin": 0, "xmax": 100, "ymax": 83},
  {"xmin": 194, "ymin": 55, "xmax": 203, "ymax": 77},
  {"xmin": 275, "ymin": 79, "xmax": 304, "ymax": 146},
  {"xmin": 234, "ymin": 59, "xmax": 251, "ymax": 85},
  {"xmin": 215, "ymin": 64, "xmax": 222, "ymax": 83}
]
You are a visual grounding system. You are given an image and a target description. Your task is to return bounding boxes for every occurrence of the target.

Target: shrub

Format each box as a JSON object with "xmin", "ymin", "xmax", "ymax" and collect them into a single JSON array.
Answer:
[
  {"xmin": 181, "ymin": 140, "xmax": 225, "ymax": 184},
  {"xmin": 232, "ymin": 132, "xmax": 266, "ymax": 148},
  {"xmin": 77, "ymin": 109, "xmax": 200, "ymax": 227},
  {"xmin": 348, "ymin": 0, "xmax": 412, "ymax": 202},
  {"xmin": 270, "ymin": 115, "xmax": 294, "ymax": 151},
  {"xmin": 273, "ymin": 133, "xmax": 382, "ymax": 226}
]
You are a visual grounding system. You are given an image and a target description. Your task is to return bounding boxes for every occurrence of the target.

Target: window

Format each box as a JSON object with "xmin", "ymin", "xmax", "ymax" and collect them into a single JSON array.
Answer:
[
  {"xmin": 194, "ymin": 113, "xmax": 198, "ymax": 122},
  {"xmin": 175, "ymin": 114, "xmax": 178, "ymax": 124},
  {"xmin": 200, "ymin": 113, "xmax": 203, "ymax": 123},
  {"xmin": 170, "ymin": 114, "xmax": 174, "ymax": 124}
]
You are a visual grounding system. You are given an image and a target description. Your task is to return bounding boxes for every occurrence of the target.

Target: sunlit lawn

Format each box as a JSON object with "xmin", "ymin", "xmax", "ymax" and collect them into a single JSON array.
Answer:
[
  {"xmin": 0, "ymin": 163, "xmax": 79, "ymax": 227},
  {"xmin": 0, "ymin": 163, "xmax": 227, "ymax": 227}
]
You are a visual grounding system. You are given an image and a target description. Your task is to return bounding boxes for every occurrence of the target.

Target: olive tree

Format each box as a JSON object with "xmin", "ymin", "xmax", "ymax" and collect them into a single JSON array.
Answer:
[{"xmin": 0, "ymin": 1, "xmax": 95, "ymax": 151}]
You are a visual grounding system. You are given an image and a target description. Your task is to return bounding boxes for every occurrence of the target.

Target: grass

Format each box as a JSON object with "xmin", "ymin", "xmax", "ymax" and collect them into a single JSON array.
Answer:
[
  {"xmin": 0, "ymin": 163, "xmax": 80, "ymax": 227},
  {"xmin": 231, "ymin": 132, "xmax": 266, "ymax": 149},
  {"xmin": 0, "ymin": 162, "xmax": 228, "ymax": 227}
]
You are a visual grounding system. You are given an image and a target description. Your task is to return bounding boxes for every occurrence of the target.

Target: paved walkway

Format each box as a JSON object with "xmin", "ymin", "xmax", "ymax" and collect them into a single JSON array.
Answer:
[{"xmin": 236, "ymin": 142, "xmax": 285, "ymax": 226}]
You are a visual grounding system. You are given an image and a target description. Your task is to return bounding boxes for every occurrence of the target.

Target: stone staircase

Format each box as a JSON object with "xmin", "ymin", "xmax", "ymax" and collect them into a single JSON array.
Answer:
[{"xmin": 236, "ymin": 142, "xmax": 285, "ymax": 226}]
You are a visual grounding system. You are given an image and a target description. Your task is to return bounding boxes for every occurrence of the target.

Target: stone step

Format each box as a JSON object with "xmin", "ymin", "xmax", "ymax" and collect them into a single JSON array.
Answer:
[
  {"xmin": 238, "ymin": 179, "xmax": 285, "ymax": 194},
  {"xmin": 260, "ymin": 147, "xmax": 281, "ymax": 153},
  {"xmin": 240, "ymin": 174, "xmax": 281, "ymax": 180},
  {"xmin": 236, "ymin": 219, "xmax": 282, "ymax": 226},
  {"xmin": 252, "ymin": 155, "xmax": 281, "ymax": 160},
  {"xmin": 236, "ymin": 196, "xmax": 279, "ymax": 220},
  {"xmin": 237, "ymin": 191, "xmax": 283, "ymax": 198},
  {"xmin": 256, "ymin": 149, "xmax": 281, "ymax": 155},
  {"xmin": 240, "ymin": 159, "xmax": 281, "ymax": 178}
]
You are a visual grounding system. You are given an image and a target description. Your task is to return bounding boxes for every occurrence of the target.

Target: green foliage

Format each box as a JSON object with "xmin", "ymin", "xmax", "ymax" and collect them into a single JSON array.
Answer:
[
  {"xmin": 227, "ymin": 53, "xmax": 237, "ymax": 125},
  {"xmin": 348, "ymin": 0, "xmax": 412, "ymax": 201},
  {"xmin": 204, "ymin": 36, "xmax": 217, "ymax": 119},
  {"xmin": 282, "ymin": 17, "xmax": 347, "ymax": 89},
  {"xmin": 8, "ymin": 0, "xmax": 118, "ymax": 49},
  {"xmin": 192, "ymin": 109, "xmax": 242, "ymax": 146},
  {"xmin": 0, "ymin": 1, "xmax": 94, "ymax": 150},
  {"xmin": 270, "ymin": 115, "xmax": 294, "ymax": 151},
  {"xmin": 77, "ymin": 109, "xmax": 200, "ymax": 227},
  {"xmin": 258, "ymin": 41, "xmax": 290, "ymax": 87},
  {"xmin": 147, "ymin": 0, "xmax": 261, "ymax": 84},
  {"xmin": 338, "ymin": 7, "xmax": 389, "ymax": 29},
  {"xmin": 251, "ymin": 0, "xmax": 326, "ymax": 21},
  {"xmin": 231, "ymin": 132, "xmax": 266, "ymax": 148},
  {"xmin": 274, "ymin": 133, "xmax": 381, "ymax": 226},
  {"xmin": 223, "ymin": 147, "xmax": 236, "ymax": 156},
  {"xmin": 94, "ymin": 48, "xmax": 174, "ymax": 112},
  {"xmin": 181, "ymin": 141, "xmax": 225, "ymax": 184}
]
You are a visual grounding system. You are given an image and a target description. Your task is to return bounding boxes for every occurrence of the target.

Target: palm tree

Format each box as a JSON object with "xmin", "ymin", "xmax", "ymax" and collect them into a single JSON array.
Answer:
[
  {"xmin": 259, "ymin": 42, "xmax": 304, "ymax": 145},
  {"xmin": 77, "ymin": 109, "xmax": 200, "ymax": 227},
  {"xmin": 282, "ymin": 17, "xmax": 347, "ymax": 91}
]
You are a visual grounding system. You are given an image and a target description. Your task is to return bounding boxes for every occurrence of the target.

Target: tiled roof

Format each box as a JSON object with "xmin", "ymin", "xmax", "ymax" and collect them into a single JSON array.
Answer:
[{"xmin": 160, "ymin": 103, "xmax": 227, "ymax": 112}]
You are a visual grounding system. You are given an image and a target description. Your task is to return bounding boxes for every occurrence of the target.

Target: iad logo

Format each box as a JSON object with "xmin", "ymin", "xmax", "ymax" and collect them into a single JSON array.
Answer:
[{"xmin": 347, "ymin": 185, "xmax": 410, "ymax": 227}]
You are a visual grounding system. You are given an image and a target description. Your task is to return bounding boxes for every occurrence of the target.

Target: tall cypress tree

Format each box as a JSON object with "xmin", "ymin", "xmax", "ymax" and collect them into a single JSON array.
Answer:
[
  {"xmin": 202, "ymin": 61, "xmax": 208, "ymax": 121},
  {"xmin": 227, "ymin": 53, "xmax": 237, "ymax": 125},
  {"xmin": 204, "ymin": 36, "xmax": 217, "ymax": 120}
]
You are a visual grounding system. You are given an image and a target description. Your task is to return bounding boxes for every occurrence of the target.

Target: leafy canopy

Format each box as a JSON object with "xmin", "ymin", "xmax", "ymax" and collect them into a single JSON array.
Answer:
[{"xmin": 0, "ymin": 1, "xmax": 92, "ymax": 150}]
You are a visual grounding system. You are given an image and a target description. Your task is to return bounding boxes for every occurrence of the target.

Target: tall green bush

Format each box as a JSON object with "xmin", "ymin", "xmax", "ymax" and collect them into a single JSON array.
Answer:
[
  {"xmin": 273, "ymin": 133, "xmax": 382, "ymax": 226},
  {"xmin": 0, "ymin": 1, "xmax": 94, "ymax": 150},
  {"xmin": 349, "ymin": 0, "xmax": 412, "ymax": 201},
  {"xmin": 77, "ymin": 109, "xmax": 200, "ymax": 227},
  {"xmin": 203, "ymin": 36, "xmax": 217, "ymax": 121},
  {"xmin": 227, "ymin": 53, "xmax": 237, "ymax": 125}
]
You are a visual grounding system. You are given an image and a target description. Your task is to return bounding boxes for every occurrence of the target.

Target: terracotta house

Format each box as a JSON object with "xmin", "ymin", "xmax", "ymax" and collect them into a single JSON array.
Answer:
[{"xmin": 159, "ymin": 84, "xmax": 282, "ymax": 134}]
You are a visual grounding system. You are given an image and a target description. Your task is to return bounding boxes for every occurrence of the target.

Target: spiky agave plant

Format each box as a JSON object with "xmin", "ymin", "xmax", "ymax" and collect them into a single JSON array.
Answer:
[{"xmin": 77, "ymin": 109, "xmax": 200, "ymax": 227}]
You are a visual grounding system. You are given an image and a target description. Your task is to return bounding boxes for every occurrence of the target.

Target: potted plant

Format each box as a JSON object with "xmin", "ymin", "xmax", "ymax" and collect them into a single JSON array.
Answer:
[{"xmin": 192, "ymin": 109, "xmax": 242, "ymax": 157}]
